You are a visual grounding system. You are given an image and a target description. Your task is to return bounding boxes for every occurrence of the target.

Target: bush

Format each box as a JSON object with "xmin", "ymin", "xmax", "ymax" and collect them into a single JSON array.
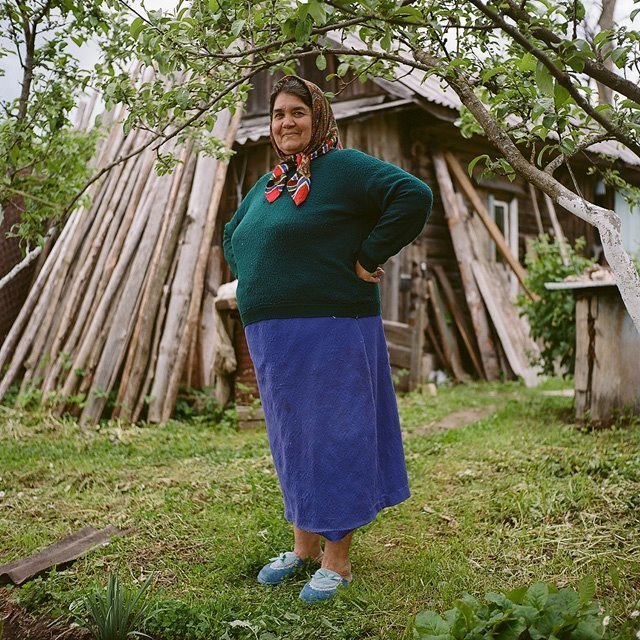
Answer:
[{"xmin": 517, "ymin": 236, "xmax": 596, "ymax": 377}]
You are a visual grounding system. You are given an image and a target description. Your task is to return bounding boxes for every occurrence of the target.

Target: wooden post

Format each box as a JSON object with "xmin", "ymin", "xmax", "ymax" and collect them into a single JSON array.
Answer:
[
  {"xmin": 543, "ymin": 193, "xmax": 570, "ymax": 266},
  {"xmin": 409, "ymin": 273, "xmax": 427, "ymax": 389}
]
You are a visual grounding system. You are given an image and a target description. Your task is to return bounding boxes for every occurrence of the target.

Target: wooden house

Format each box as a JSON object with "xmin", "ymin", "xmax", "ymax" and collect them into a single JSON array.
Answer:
[{"xmin": 213, "ymin": 54, "xmax": 640, "ymax": 406}]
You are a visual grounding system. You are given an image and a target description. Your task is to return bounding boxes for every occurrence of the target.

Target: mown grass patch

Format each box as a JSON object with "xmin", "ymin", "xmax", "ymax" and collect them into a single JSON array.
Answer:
[{"xmin": 1, "ymin": 380, "xmax": 638, "ymax": 639}]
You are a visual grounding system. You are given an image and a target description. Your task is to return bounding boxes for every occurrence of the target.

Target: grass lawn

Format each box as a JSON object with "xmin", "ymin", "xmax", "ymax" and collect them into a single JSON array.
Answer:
[{"xmin": 1, "ymin": 380, "xmax": 639, "ymax": 639}]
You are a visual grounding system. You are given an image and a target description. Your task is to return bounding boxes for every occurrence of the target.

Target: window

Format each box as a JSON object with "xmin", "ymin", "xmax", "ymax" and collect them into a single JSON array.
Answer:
[{"xmin": 487, "ymin": 195, "xmax": 519, "ymax": 298}]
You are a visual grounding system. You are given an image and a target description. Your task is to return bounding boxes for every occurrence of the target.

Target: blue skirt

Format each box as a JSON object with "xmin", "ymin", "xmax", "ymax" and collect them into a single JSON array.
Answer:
[{"xmin": 244, "ymin": 315, "xmax": 410, "ymax": 541}]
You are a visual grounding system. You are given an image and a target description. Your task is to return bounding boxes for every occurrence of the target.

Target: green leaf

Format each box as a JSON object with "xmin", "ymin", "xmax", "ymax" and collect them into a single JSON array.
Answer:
[
  {"xmin": 518, "ymin": 53, "xmax": 537, "ymax": 72},
  {"xmin": 415, "ymin": 611, "xmax": 452, "ymax": 636},
  {"xmin": 523, "ymin": 583, "xmax": 549, "ymax": 610},
  {"xmin": 231, "ymin": 19, "xmax": 245, "ymax": 36},
  {"xmin": 130, "ymin": 17, "xmax": 145, "ymax": 39},
  {"xmin": 495, "ymin": 618, "xmax": 527, "ymax": 640},
  {"xmin": 554, "ymin": 82, "xmax": 571, "ymax": 109},
  {"xmin": 573, "ymin": 618, "xmax": 606, "ymax": 640},
  {"xmin": 609, "ymin": 46, "xmax": 629, "ymax": 68},
  {"xmin": 482, "ymin": 66, "xmax": 504, "ymax": 82},
  {"xmin": 578, "ymin": 576, "xmax": 596, "ymax": 604},
  {"xmin": 294, "ymin": 16, "xmax": 313, "ymax": 43},
  {"xmin": 307, "ymin": 0, "xmax": 327, "ymax": 25},
  {"xmin": 506, "ymin": 586, "xmax": 528, "ymax": 604},
  {"xmin": 609, "ymin": 564, "xmax": 621, "ymax": 589},
  {"xmin": 535, "ymin": 62, "xmax": 555, "ymax": 98},
  {"xmin": 337, "ymin": 62, "xmax": 350, "ymax": 77},
  {"xmin": 315, "ymin": 53, "xmax": 327, "ymax": 71},
  {"xmin": 467, "ymin": 154, "xmax": 490, "ymax": 176}
]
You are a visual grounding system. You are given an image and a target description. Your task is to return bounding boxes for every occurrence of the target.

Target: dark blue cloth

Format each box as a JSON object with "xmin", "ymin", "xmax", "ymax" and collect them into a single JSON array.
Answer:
[{"xmin": 244, "ymin": 315, "xmax": 410, "ymax": 542}]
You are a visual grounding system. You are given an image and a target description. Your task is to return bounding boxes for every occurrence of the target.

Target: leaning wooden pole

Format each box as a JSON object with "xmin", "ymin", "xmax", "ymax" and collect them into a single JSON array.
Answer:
[
  {"xmin": 432, "ymin": 150, "xmax": 499, "ymax": 380},
  {"xmin": 444, "ymin": 150, "xmax": 537, "ymax": 301}
]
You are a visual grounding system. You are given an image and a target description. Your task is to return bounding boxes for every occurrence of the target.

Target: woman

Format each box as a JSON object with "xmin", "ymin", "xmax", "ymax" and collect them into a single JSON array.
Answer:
[{"xmin": 223, "ymin": 75, "xmax": 432, "ymax": 603}]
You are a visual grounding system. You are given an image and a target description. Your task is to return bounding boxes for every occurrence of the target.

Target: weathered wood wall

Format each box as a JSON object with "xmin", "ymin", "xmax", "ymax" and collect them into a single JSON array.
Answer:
[{"xmin": 214, "ymin": 101, "xmax": 610, "ymax": 386}]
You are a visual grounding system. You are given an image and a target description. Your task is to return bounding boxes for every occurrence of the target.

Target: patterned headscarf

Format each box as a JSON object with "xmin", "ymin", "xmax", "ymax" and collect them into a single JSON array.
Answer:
[{"xmin": 265, "ymin": 75, "xmax": 342, "ymax": 206}]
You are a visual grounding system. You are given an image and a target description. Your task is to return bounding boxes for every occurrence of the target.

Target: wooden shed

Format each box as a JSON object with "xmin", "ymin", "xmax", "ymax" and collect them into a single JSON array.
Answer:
[{"xmin": 214, "ymin": 54, "xmax": 640, "ymax": 404}]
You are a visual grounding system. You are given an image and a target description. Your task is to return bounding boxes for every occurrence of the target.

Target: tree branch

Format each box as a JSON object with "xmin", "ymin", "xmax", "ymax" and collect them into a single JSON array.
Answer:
[
  {"xmin": 503, "ymin": 0, "xmax": 640, "ymax": 104},
  {"xmin": 468, "ymin": 0, "xmax": 640, "ymax": 161},
  {"xmin": 544, "ymin": 132, "xmax": 613, "ymax": 174}
]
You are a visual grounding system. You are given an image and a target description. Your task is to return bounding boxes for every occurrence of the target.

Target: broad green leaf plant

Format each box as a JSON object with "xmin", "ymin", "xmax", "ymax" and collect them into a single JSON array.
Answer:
[{"xmin": 414, "ymin": 578, "xmax": 613, "ymax": 640}]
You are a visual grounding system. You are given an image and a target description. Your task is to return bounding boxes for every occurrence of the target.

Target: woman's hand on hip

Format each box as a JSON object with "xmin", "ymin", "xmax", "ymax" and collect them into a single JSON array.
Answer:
[{"xmin": 355, "ymin": 260, "xmax": 384, "ymax": 283}]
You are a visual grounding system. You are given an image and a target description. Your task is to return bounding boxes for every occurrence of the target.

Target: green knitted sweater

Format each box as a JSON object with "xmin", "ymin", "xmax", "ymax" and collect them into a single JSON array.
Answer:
[{"xmin": 223, "ymin": 148, "xmax": 432, "ymax": 326}]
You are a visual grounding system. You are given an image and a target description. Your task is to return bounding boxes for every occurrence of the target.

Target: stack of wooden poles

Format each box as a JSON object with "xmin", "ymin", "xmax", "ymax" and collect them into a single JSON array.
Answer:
[
  {"xmin": 423, "ymin": 150, "xmax": 541, "ymax": 386},
  {"xmin": 0, "ymin": 89, "xmax": 241, "ymax": 425}
]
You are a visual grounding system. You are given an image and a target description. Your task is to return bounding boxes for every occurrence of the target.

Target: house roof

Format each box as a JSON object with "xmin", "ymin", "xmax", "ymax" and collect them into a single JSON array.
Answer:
[{"xmin": 237, "ymin": 31, "xmax": 639, "ymax": 169}]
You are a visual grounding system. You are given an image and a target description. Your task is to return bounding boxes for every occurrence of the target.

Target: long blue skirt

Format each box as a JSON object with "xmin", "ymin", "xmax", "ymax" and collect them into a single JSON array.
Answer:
[{"xmin": 244, "ymin": 315, "xmax": 410, "ymax": 541}]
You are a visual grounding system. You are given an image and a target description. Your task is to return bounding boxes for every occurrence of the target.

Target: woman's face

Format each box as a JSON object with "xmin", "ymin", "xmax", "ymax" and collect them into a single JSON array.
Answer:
[{"xmin": 271, "ymin": 92, "xmax": 312, "ymax": 155}]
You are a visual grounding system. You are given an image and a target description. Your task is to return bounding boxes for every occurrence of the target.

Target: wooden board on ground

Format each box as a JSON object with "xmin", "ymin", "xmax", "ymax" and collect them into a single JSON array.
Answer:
[
  {"xmin": 432, "ymin": 264, "xmax": 484, "ymax": 379},
  {"xmin": 0, "ymin": 526, "xmax": 124, "ymax": 586},
  {"xmin": 427, "ymin": 278, "xmax": 470, "ymax": 382}
]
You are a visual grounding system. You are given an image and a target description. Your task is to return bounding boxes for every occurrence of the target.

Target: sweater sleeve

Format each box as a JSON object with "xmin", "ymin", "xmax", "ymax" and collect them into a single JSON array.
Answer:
[
  {"xmin": 223, "ymin": 179, "xmax": 264, "ymax": 278},
  {"xmin": 355, "ymin": 153, "xmax": 433, "ymax": 273}
]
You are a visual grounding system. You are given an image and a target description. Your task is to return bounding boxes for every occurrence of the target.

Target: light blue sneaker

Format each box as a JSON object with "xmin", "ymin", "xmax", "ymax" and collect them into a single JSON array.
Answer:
[
  {"xmin": 299, "ymin": 568, "xmax": 351, "ymax": 603},
  {"xmin": 257, "ymin": 552, "xmax": 305, "ymax": 585}
]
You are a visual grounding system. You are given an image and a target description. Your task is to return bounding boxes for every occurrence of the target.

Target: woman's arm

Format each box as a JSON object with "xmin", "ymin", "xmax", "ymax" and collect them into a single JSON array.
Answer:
[
  {"xmin": 355, "ymin": 153, "xmax": 433, "ymax": 273},
  {"xmin": 223, "ymin": 213, "xmax": 241, "ymax": 278}
]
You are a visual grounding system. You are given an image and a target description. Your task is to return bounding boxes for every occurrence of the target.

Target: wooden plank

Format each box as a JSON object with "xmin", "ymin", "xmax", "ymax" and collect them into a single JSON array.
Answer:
[
  {"xmin": 528, "ymin": 183, "xmax": 545, "ymax": 235},
  {"xmin": 427, "ymin": 278, "xmax": 470, "ymax": 382},
  {"xmin": 425, "ymin": 314, "xmax": 451, "ymax": 377},
  {"xmin": 236, "ymin": 405, "xmax": 266, "ymax": 431},
  {"xmin": 409, "ymin": 281, "xmax": 427, "ymax": 389},
  {"xmin": 383, "ymin": 319, "xmax": 413, "ymax": 348},
  {"xmin": 433, "ymin": 264, "xmax": 484, "ymax": 379},
  {"xmin": 471, "ymin": 260, "xmax": 542, "ymax": 387},
  {"xmin": 0, "ymin": 526, "xmax": 124, "ymax": 586},
  {"xmin": 388, "ymin": 343, "xmax": 412, "ymax": 369},
  {"xmin": 444, "ymin": 150, "xmax": 537, "ymax": 301},
  {"xmin": 432, "ymin": 150, "xmax": 499, "ymax": 380}
]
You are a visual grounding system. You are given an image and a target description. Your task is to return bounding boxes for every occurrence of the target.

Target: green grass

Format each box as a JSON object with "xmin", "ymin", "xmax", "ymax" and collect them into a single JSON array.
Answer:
[{"xmin": 1, "ymin": 380, "xmax": 639, "ymax": 639}]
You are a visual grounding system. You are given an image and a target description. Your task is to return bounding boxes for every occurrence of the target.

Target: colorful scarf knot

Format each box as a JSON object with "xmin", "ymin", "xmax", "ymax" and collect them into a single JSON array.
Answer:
[
  {"xmin": 265, "ymin": 137, "xmax": 340, "ymax": 206},
  {"xmin": 266, "ymin": 75, "xmax": 342, "ymax": 207}
]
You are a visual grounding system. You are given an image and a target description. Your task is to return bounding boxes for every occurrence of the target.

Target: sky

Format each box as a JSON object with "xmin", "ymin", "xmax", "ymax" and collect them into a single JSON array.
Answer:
[
  {"xmin": 0, "ymin": 0, "xmax": 174, "ymax": 103},
  {"xmin": 0, "ymin": 0, "xmax": 637, "ymax": 104}
]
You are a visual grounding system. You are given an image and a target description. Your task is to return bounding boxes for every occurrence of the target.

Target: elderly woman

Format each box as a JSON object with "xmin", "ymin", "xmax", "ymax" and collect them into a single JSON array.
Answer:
[{"xmin": 223, "ymin": 75, "xmax": 432, "ymax": 603}]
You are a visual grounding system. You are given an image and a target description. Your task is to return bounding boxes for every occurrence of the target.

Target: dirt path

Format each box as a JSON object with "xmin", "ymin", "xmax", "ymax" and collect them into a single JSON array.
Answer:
[{"xmin": 411, "ymin": 404, "xmax": 497, "ymax": 436}]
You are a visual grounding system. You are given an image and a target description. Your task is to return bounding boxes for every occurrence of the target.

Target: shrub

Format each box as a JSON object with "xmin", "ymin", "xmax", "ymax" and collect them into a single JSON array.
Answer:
[
  {"xmin": 414, "ymin": 578, "xmax": 611, "ymax": 640},
  {"xmin": 517, "ymin": 236, "xmax": 597, "ymax": 377}
]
